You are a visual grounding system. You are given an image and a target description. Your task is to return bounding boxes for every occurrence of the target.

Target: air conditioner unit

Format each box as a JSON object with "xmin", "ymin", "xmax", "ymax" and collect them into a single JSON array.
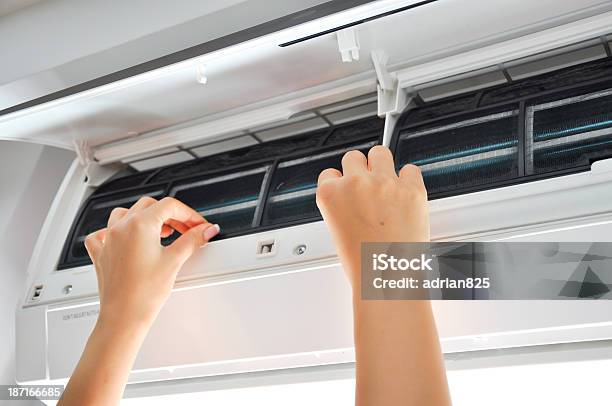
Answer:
[{"xmin": 6, "ymin": 0, "xmax": 612, "ymax": 400}]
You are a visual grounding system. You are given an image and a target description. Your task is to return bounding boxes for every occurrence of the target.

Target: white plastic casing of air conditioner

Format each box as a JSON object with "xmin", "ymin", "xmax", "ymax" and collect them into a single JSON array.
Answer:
[{"xmin": 7, "ymin": 0, "xmax": 612, "ymax": 397}]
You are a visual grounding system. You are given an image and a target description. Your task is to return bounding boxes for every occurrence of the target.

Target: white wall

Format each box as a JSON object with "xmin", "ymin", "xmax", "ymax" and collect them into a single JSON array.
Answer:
[{"xmin": 0, "ymin": 141, "xmax": 74, "ymax": 405}]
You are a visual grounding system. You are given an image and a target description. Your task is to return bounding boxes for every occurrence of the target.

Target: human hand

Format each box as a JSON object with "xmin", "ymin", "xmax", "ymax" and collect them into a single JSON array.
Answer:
[
  {"xmin": 315, "ymin": 145, "xmax": 429, "ymax": 290},
  {"xmin": 84, "ymin": 196, "xmax": 220, "ymax": 330},
  {"xmin": 316, "ymin": 147, "xmax": 450, "ymax": 406},
  {"xmin": 59, "ymin": 197, "xmax": 219, "ymax": 406}
]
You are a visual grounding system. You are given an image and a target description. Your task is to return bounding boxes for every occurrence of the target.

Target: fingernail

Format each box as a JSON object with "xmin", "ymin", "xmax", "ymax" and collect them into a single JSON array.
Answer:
[{"xmin": 203, "ymin": 224, "xmax": 221, "ymax": 240}]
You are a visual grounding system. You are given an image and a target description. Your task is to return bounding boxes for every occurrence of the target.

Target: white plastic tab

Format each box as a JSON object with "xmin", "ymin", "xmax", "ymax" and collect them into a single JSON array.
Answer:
[
  {"xmin": 191, "ymin": 136, "xmax": 258, "ymax": 158},
  {"xmin": 72, "ymin": 139, "xmax": 117, "ymax": 187},
  {"xmin": 591, "ymin": 157, "xmax": 612, "ymax": 174},
  {"xmin": 336, "ymin": 27, "xmax": 360, "ymax": 63},
  {"xmin": 381, "ymin": 88, "xmax": 410, "ymax": 145},
  {"xmin": 371, "ymin": 51, "xmax": 394, "ymax": 92},
  {"xmin": 416, "ymin": 68, "xmax": 507, "ymax": 102},
  {"xmin": 506, "ymin": 43, "xmax": 607, "ymax": 80},
  {"xmin": 196, "ymin": 64, "xmax": 208, "ymax": 85},
  {"xmin": 73, "ymin": 139, "xmax": 93, "ymax": 167},
  {"xmin": 129, "ymin": 151, "xmax": 193, "ymax": 171},
  {"xmin": 255, "ymin": 116, "xmax": 328, "ymax": 142}
]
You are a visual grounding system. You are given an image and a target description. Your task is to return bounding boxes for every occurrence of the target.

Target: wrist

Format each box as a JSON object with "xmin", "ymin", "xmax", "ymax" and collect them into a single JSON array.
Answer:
[
  {"xmin": 352, "ymin": 295, "xmax": 434, "ymax": 326},
  {"xmin": 96, "ymin": 308, "xmax": 155, "ymax": 339}
]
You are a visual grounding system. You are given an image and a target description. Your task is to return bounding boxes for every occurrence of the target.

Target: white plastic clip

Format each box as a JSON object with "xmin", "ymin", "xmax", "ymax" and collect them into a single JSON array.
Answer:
[
  {"xmin": 337, "ymin": 28, "xmax": 360, "ymax": 63},
  {"xmin": 196, "ymin": 64, "xmax": 208, "ymax": 85},
  {"xmin": 370, "ymin": 51, "xmax": 415, "ymax": 147},
  {"xmin": 72, "ymin": 139, "xmax": 119, "ymax": 187},
  {"xmin": 371, "ymin": 51, "xmax": 394, "ymax": 92},
  {"xmin": 73, "ymin": 139, "xmax": 93, "ymax": 168}
]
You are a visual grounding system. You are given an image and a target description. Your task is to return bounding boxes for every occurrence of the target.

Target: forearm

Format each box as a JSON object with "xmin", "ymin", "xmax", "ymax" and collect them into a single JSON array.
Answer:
[
  {"xmin": 58, "ymin": 316, "xmax": 150, "ymax": 406},
  {"xmin": 352, "ymin": 295, "xmax": 451, "ymax": 406}
]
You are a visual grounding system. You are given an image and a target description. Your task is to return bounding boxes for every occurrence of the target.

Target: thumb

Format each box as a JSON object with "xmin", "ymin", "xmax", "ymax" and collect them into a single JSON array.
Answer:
[
  {"xmin": 84, "ymin": 228, "xmax": 106, "ymax": 264},
  {"xmin": 166, "ymin": 223, "xmax": 220, "ymax": 265}
]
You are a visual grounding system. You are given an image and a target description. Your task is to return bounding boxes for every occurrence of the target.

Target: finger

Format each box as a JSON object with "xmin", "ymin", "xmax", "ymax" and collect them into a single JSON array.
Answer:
[
  {"xmin": 367, "ymin": 146, "xmax": 396, "ymax": 177},
  {"xmin": 164, "ymin": 218, "xmax": 192, "ymax": 235},
  {"xmin": 126, "ymin": 196, "xmax": 158, "ymax": 217},
  {"xmin": 84, "ymin": 228, "xmax": 106, "ymax": 263},
  {"xmin": 399, "ymin": 164, "xmax": 426, "ymax": 191},
  {"xmin": 107, "ymin": 207, "xmax": 128, "ymax": 228},
  {"xmin": 341, "ymin": 150, "xmax": 368, "ymax": 176},
  {"xmin": 161, "ymin": 225, "xmax": 175, "ymax": 238},
  {"xmin": 166, "ymin": 223, "xmax": 220, "ymax": 267},
  {"xmin": 318, "ymin": 168, "xmax": 342, "ymax": 186},
  {"xmin": 145, "ymin": 197, "xmax": 206, "ymax": 229}
]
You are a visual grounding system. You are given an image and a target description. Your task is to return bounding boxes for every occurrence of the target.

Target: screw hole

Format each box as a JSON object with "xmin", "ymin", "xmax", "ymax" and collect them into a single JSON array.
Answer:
[{"xmin": 294, "ymin": 244, "xmax": 307, "ymax": 256}]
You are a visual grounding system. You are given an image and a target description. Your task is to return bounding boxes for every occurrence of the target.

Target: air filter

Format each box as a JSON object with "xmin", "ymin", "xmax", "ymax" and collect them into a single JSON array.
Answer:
[
  {"xmin": 57, "ymin": 115, "xmax": 384, "ymax": 270},
  {"xmin": 170, "ymin": 166, "xmax": 269, "ymax": 237},
  {"xmin": 528, "ymin": 89, "xmax": 612, "ymax": 174},
  {"xmin": 263, "ymin": 140, "xmax": 377, "ymax": 225},
  {"xmin": 395, "ymin": 109, "xmax": 519, "ymax": 196},
  {"xmin": 60, "ymin": 186, "xmax": 165, "ymax": 269}
]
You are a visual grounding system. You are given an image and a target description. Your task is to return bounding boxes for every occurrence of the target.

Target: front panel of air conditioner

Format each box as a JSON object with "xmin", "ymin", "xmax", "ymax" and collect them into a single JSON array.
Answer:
[{"xmin": 14, "ymin": 2, "xmax": 612, "ymax": 391}]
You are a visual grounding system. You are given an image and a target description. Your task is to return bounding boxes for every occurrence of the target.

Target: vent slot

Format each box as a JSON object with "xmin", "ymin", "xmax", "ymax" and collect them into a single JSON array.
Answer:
[{"xmin": 31, "ymin": 285, "xmax": 43, "ymax": 301}]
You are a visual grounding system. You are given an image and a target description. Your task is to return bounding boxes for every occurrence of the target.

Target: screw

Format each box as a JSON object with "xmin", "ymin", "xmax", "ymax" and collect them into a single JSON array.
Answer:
[
  {"xmin": 294, "ymin": 244, "xmax": 307, "ymax": 255},
  {"xmin": 63, "ymin": 285, "xmax": 73, "ymax": 295}
]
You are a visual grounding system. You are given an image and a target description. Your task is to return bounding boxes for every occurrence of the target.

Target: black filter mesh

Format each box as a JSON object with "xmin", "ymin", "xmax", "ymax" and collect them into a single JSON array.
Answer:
[
  {"xmin": 63, "ymin": 187, "xmax": 165, "ymax": 266},
  {"xmin": 534, "ymin": 138, "xmax": 612, "ymax": 173},
  {"xmin": 171, "ymin": 170, "xmax": 266, "ymax": 236},
  {"xmin": 398, "ymin": 113, "xmax": 518, "ymax": 164},
  {"xmin": 78, "ymin": 188, "xmax": 165, "ymax": 237},
  {"xmin": 71, "ymin": 240, "xmax": 88, "ymax": 260},
  {"xmin": 172, "ymin": 171, "xmax": 266, "ymax": 213},
  {"xmin": 204, "ymin": 207, "xmax": 258, "ymax": 236},
  {"xmin": 402, "ymin": 94, "xmax": 478, "ymax": 124},
  {"xmin": 533, "ymin": 90, "xmax": 612, "ymax": 174},
  {"xmin": 397, "ymin": 112, "xmax": 519, "ymax": 195},
  {"xmin": 262, "ymin": 155, "xmax": 339, "ymax": 225},
  {"xmin": 533, "ymin": 93, "xmax": 612, "ymax": 141},
  {"xmin": 325, "ymin": 116, "xmax": 384, "ymax": 145},
  {"xmin": 480, "ymin": 57, "xmax": 612, "ymax": 107},
  {"xmin": 150, "ymin": 130, "xmax": 327, "ymax": 183},
  {"xmin": 263, "ymin": 140, "xmax": 376, "ymax": 225},
  {"xmin": 532, "ymin": 91, "xmax": 612, "ymax": 174},
  {"xmin": 77, "ymin": 203, "xmax": 117, "ymax": 237},
  {"xmin": 93, "ymin": 169, "xmax": 153, "ymax": 196},
  {"xmin": 420, "ymin": 156, "xmax": 517, "ymax": 195},
  {"xmin": 265, "ymin": 195, "xmax": 320, "ymax": 225}
]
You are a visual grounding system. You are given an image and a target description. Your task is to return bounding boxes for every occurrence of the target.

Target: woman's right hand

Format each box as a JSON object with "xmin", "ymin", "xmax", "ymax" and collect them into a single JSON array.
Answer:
[
  {"xmin": 315, "ymin": 145, "xmax": 430, "ymax": 289},
  {"xmin": 316, "ymin": 146, "xmax": 450, "ymax": 406}
]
